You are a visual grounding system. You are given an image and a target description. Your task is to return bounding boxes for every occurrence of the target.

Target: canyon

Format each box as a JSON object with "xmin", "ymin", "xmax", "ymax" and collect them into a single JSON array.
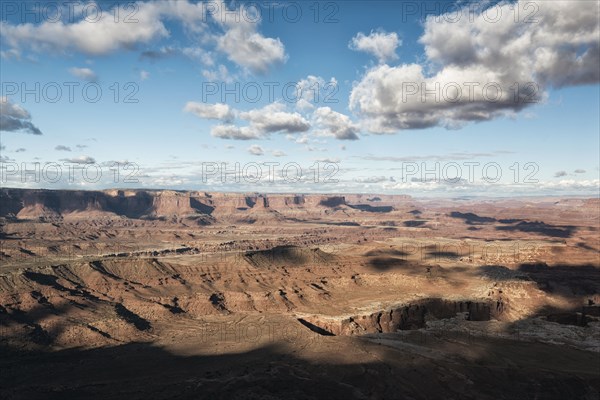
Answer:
[{"xmin": 0, "ymin": 188, "xmax": 598, "ymax": 399}]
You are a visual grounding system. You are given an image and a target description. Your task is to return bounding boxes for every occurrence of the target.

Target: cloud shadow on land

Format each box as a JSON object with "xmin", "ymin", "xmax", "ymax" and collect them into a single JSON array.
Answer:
[
  {"xmin": 517, "ymin": 263, "xmax": 600, "ymax": 298},
  {"xmin": 1, "ymin": 330, "xmax": 599, "ymax": 399},
  {"xmin": 449, "ymin": 211, "xmax": 577, "ymax": 238},
  {"xmin": 1, "ymin": 261, "xmax": 599, "ymax": 399},
  {"xmin": 496, "ymin": 221, "xmax": 576, "ymax": 238}
]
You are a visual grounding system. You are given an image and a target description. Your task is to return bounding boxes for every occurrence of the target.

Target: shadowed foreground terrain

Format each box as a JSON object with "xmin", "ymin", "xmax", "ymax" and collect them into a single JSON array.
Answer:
[{"xmin": 1, "ymin": 189, "xmax": 599, "ymax": 399}]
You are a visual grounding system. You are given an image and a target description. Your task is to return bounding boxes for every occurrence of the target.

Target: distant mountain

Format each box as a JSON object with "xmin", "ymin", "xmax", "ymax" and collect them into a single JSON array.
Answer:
[{"xmin": 0, "ymin": 188, "xmax": 412, "ymax": 223}]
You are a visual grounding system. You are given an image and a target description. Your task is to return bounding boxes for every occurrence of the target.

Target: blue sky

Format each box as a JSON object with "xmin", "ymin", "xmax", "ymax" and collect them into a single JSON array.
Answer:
[{"xmin": 1, "ymin": 0, "xmax": 598, "ymax": 196}]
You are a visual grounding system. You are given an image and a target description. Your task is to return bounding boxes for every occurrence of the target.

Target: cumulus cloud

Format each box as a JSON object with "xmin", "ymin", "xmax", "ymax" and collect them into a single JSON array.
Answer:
[
  {"xmin": 0, "ymin": 97, "xmax": 43, "ymax": 135},
  {"xmin": 349, "ymin": 30, "xmax": 400, "ymax": 63},
  {"xmin": 286, "ymin": 134, "xmax": 310, "ymax": 144},
  {"xmin": 247, "ymin": 144, "xmax": 264, "ymax": 156},
  {"xmin": 204, "ymin": 102, "xmax": 360, "ymax": 144},
  {"xmin": 55, "ymin": 145, "xmax": 72, "ymax": 151},
  {"xmin": 69, "ymin": 67, "xmax": 97, "ymax": 81},
  {"xmin": 202, "ymin": 64, "xmax": 234, "ymax": 83},
  {"xmin": 295, "ymin": 75, "xmax": 338, "ymax": 110},
  {"xmin": 350, "ymin": 1, "xmax": 600, "ymax": 133},
  {"xmin": 271, "ymin": 150, "xmax": 286, "ymax": 157},
  {"xmin": 60, "ymin": 155, "xmax": 96, "ymax": 164},
  {"xmin": 3, "ymin": 5, "xmax": 164, "ymax": 55},
  {"xmin": 240, "ymin": 103, "xmax": 310, "ymax": 134},
  {"xmin": 210, "ymin": 124, "xmax": 260, "ymax": 140},
  {"xmin": 184, "ymin": 102, "xmax": 235, "ymax": 121},
  {"xmin": 182, "ymin": 47, "xmax": 215, "ymax": 66},
  {"xmin": 295, "ymin": 135, "xmax": 309, "ymax": 144},
  {"xmin": 554, "ymin": 171, "xmax": 568, "ymax": 178},
  {"xmin": 208, "ymin": 103, "xmax": 309, "ymax": 140},
  {"xmin": 217, "ymin": 29, "xmax": 286, "ymax": 74},
  {"xmin": 215, "ymin": 3, "xmax": 286, "ymax": 74},
  {"xmin": 1, "ymin": 1, "xmax": 285, "ymax": 74},
  {"xmin": 0, "ymin": 2, "xmax": 208, "ymax": 55},
  {"xmin": 15, "ymin": 148, "xmax": 26, "ymax": 153},
  {"xmin": 313, "ymin": 107, "xmax": 360, "ymax": 140},
  {"xmin": 574, "ymin": 169, "xmax": 586, "ymax": 174}
]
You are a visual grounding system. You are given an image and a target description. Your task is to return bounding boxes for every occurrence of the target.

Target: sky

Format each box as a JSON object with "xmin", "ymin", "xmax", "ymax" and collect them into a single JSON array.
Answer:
[{"xmin": 0, "ymin": 0, "xmax": 599, "ymax": 196}]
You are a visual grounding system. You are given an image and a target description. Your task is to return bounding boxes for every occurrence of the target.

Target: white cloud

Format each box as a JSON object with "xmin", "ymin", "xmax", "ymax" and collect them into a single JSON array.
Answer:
[
  {"xmin": 55, "ymin": 145, "xmax": 72, "ymax": 151},
  {"xmin": 184, "ymin": 102, "xmax": 235, "ymax": 121},
  {"xmin": 247, "ymin": 144, "xmax": 264, "ymax": 156},
  {"xmin": 349, "ymin": 30, "xmax": 401, "ymax": 63},
  {"xmin": 211, "ymin": 124, "xmax": 260, "ymax": 140},
  {"xmin": 60, "ymin": 155, "xmax": 96, "ymax": 164},
  {"xmin": 554, "ymin": 171, "xmax": 568, "ymax": 178},
  {"xmin": 215, "ymin": 2, "xmax": 286, "ymax": 74},
  {"xmin": 286, "ymin": 134, "xmax": 309, "ymax": 144},
  {"xmin": 69, "ymin": 67, "xmax": 97, "ymax": 82},
  {"xmin": 0, "ymin": 97, "xmax": 29, "ymax": 120},
  {"xmin": 1, "ymin": 1, "xmax": 286, "ymax": 74},
  {"xmin": 240, "ymin": 103, "xmax": 310, "ymax": 134},
  {"xmin": 0, "ymin": 48, "xmax": 21, "ymax": 60},
  {"xmin": 295, "ymin": 98, "xmax": 314, "ymax": 112},
  {"xmin": 295, "ymin": 135, "xmax": 309, "ymax": 144},
  {"xmin": 140, "ymin": 70, "xmax": 150, "ymax": 81},
  {"xmin": 0, "ymin": 2, "xmax": 194, "ymax": 55},
  {"xmin": 271, "ymin": 149, "xmax": 286, "ymax": 157},
  {"xmin": 294, "ymin": 75, "xmax": 338, "ymax": 110},
  {"xmin": 313, "ymin": 107, "xmax": 360, "ymax": 140},
  {"xmin": 350, "ymin": 1, "xmax": 600, "ymax": 133},
  {"xmin": 182, "ymin": 47, "xmax": 215, "ymax": 66},
  {"xmin": 0, "ymin": 97, "xmax": 42, "ymax": 135},
  {"xmin": 202, "ymin": 64, "xmax": 233, "ymax": 83},
  {"xmin": 217, "ymin": 29, "xmax": 286, "ymax": 74},
  {"xmin": 196, "ymin": 102, "xmax": 310, "ymax": 140}
]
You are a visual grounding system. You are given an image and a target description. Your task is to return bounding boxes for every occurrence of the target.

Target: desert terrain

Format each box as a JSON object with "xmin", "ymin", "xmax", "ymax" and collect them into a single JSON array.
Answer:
[{"xmin": 0, "ymin": 188, "xmax": 598, "ymax": 399}]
